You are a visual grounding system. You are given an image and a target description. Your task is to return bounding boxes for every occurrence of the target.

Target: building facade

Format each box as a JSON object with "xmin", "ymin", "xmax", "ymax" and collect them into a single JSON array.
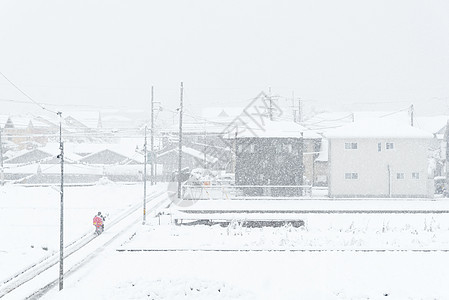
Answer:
[{"xmin": 326, "ymin": 121, "xmax": 433, "ymax": 198}]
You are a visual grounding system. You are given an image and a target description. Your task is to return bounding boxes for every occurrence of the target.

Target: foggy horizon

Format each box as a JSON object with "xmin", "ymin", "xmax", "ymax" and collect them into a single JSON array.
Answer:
[{"xmin": 1, "ymin": 0, "xmax": 449, "ymax": 117}]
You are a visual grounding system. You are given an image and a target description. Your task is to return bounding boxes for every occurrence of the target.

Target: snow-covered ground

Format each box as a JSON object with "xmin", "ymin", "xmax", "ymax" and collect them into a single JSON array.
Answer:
[
  {"xmin": 2, "ymin": 185, "xmax": 449, "ymax": 299},
  {"xmin": 0, "ymin": 182, "xmax": 164, "ymax": 283},
  {"xmin": 44, "ymin": 217, "xmax": 449, "ymax": 300},
  {"xmin": 44, "ymin": 249, "xmax": 449, "ymax": 299}
]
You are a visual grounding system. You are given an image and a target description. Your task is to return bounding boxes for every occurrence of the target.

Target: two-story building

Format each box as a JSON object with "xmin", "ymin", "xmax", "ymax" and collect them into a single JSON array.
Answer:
[
  {"xmin": 325, "ymin": 119, "xmax": 433, "ymax": 198},
  {"xmin": 234, "ymin": 120, "xmax": 321, "ymax": 196}
]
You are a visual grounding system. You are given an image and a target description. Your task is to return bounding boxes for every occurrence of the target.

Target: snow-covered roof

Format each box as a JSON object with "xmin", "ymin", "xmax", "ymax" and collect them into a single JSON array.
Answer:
[
  {"xmin": 232, "ymin": 120, "xmax": 321, "ymax": 139},
  {"xmin": 78, "ymin": 149, "xmax": 141, "ymax": 164},
  {"xmin": 162, "ymin": 119, "xmax": 231, "ymax": 135},
  {"xmin": 325, "ymin": 118, "xmax": 433, "ymax": 139},
  {"xmin": 158, "ymin": 146, "xmax": 218, "ymax": 164},
  {"xmin": 4, "ymin": 147, "xmax": 82, "ymax": 164},
  {"xmin": 415, "ymin": 115, "xmax": 449, "ymax": 135},
  {"xmin": 302, "ymin": 111, "xmax": 411, "ymax": 134},
  {"xmin": 0, "ymin": 115, "xmax": 9, "ymax": 128},
  {"xmin": 302, "ymin": 112, "xmax": 354, "ymax": 132},
  {"xmin": 0, "ymin": 115, "xmax": 53, "ymax": 129},
  {"xmin": 4, "ymin": 163, "xmax": 104, "ymax": 175},
  {"xmin": 64, "ymin": 111, "xmax": 100, "ymax": 128},
  {"xmin": 43, "ymin": 142, "xmax": 136, "ymax": 155},
  {"xmin": 201, "ymin": 107, "xmax": 246, "ymax": 119}
]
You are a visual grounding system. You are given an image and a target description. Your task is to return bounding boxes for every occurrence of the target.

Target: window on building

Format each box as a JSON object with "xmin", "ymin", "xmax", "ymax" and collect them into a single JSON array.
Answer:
[
  {"xmin": 345, "ymin": 173, "xmax": 358, "ymax": 179},
  {"xmin": 378, "ymin": 143, "xmax": 382, "ymax": 152},
  {"xmin": 412, "ymin": 172, "xmax": 419, "ymax": 179},
  {"xmin": 345, "ymin": 142, "xmax": 358, "ymax": 150},
  {"xmin": 386, "ymin": 142, "xmax": 394, "ymax": 150},
  {"xmin": 397, "ymin": 173, "xmax": 404, "ymax": 179}
]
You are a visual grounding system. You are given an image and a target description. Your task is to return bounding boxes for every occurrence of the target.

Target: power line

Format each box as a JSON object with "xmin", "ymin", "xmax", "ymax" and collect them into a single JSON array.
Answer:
[
  {"xmin": 0, "ymin": 71, "xmax": 58, "ymax": 114},
  {"xmin": 379, "ymin": 106, "xmax": 411, "ymax": 118}
]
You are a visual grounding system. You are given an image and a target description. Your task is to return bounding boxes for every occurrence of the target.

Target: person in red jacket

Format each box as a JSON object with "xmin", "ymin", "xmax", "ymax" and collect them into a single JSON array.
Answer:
[{"xmin": 93, "ymin": 211, "xmax": 105, "ymax": 234}]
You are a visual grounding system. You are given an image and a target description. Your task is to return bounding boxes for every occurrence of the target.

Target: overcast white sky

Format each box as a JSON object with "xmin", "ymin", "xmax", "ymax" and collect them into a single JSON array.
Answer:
[{"xmin": 1, "ymin": 0, "xmax": 448, "ymax": 117}]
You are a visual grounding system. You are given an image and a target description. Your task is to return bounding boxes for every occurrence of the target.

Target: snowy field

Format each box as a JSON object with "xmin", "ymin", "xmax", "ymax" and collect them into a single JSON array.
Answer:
[
  {"xmin": 44, "ymin": 250, "xmax": 449, "ymax": 300},
  {"xmin": 2, "ymin": 185, "xmax": 449, "ymax": 299},
  {"xmin": 44, "ymin": 216, "xmax": 449, "ymax": 300},
  {"xmin": 0, "ymin": 182, "xmax": 164, "ymax": 283}
]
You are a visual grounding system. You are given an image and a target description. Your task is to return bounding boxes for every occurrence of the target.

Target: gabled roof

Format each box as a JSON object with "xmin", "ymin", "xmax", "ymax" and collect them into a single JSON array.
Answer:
[
  {"xmin": 0, "ymin": 114, "xmax": 58, "ymax": 130},
  {"xmin": 201, "ymin": 107, "xmax": 246, "ymax": 119},
  {"xmin": 64, "ymin": 111, "xmax": 101, "ymax": 128},
  {"xmin": 4, "ymin": 148, "xmax": 81, "ymax": 164},
  {"xmin": 0, "ymin": 115, "xmax": 9, "ymax": 128},
  {"xmin": 4, "ymin": 149, "xmax": 51, "ymax": 164},
  {"xmin": 42, "ymin": 143, "xmax": 142, "ymax": 160},
  {"xmin": 158, "ymin": 146, "xmax": 218, "ymax": 164},
  {"xmin": 78, "ymin": 149, "xmax": 141, "ymax": 165}
]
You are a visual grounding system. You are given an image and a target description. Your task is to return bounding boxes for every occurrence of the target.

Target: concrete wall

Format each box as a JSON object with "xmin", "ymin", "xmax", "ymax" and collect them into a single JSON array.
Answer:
[{"xmin": 328, "ymin": 138, "xmax": 431, "ymax": 198}]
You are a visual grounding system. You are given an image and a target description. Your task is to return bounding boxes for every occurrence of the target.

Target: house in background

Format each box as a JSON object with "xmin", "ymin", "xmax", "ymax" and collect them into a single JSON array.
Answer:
[
  {"xmin": 325, "ymin": 119, "xmax": 433, "ymax": 198},
  {"xmin": 4, "ymin": 148, "xmax": 80, "ymax": 165},
  {"xmin": 0, "ymin": 115, "xmax": 55, "ymax": 149},
  {"xmin": 156, "ymin": 145, "xmax": 219, "ymax": 181},
  {"xmin": 2, "ymin": 143, "xmax": 149, "ymax": 184}
]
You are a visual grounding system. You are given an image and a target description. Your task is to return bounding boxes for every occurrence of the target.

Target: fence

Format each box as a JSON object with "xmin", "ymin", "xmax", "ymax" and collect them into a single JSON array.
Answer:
[{"xmin": 181, "ymin": 184, "xmax": 326, "ymax": 200}]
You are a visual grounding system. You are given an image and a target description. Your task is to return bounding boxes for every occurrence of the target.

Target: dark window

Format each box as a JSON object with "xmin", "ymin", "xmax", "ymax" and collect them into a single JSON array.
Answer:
[
  {"xmin": 345, "ymin": 172, "xmax": 358, "ymax": 179},
  {"xmin": 345, "ymin": 142, "xmax": 358, "ymax": 150}
]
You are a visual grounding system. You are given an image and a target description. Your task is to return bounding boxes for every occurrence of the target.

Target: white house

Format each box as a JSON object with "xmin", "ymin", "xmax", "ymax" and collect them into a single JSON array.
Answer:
[{"xmin": 325, "ymin": 119, "xmax": 433, "ymax": 198}]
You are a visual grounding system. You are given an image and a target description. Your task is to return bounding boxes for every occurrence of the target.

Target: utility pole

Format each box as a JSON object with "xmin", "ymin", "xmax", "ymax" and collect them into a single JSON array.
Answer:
[
  {"xmin": 299, "ymin": 131, "xmax": 304, "ymax": 196},
  {"xmin": 232, "ymin": 125, "xmax": 238, "ymax": 173},
  {"xmin": 143, "ymin": 125, "xmax": 147, "ymax": 224},
  {"xmin": 57, "ymin": 112, "xmax": 64, "ymax": 291},
  {"xmin": 0, "ymin": 128, "xmax": 4, "ymax": 186},
  {"xmin": 268, "ymin": 87, "xmax": 273, "ymax": 121},
  {"xmin": 150, "ymin": 86, "xmax": 155, "ymax": 186},
  {"xmin": 292, "ymin": 92, "xmax": 296, "ymax": 123},
  {"xmin": 445, "ymin": 120, "xmax": 449, "ymax": 196},
  {"xmin": 177, "ymin": 82, "xmax": 184, "ymax": 199},
  {"xmin": 298, "ymin": 98, "xmax": 302, "ymax": 123},
  {"xmin": 410, "ymin": 104, "xmax": 414, "ymax": 126}
]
